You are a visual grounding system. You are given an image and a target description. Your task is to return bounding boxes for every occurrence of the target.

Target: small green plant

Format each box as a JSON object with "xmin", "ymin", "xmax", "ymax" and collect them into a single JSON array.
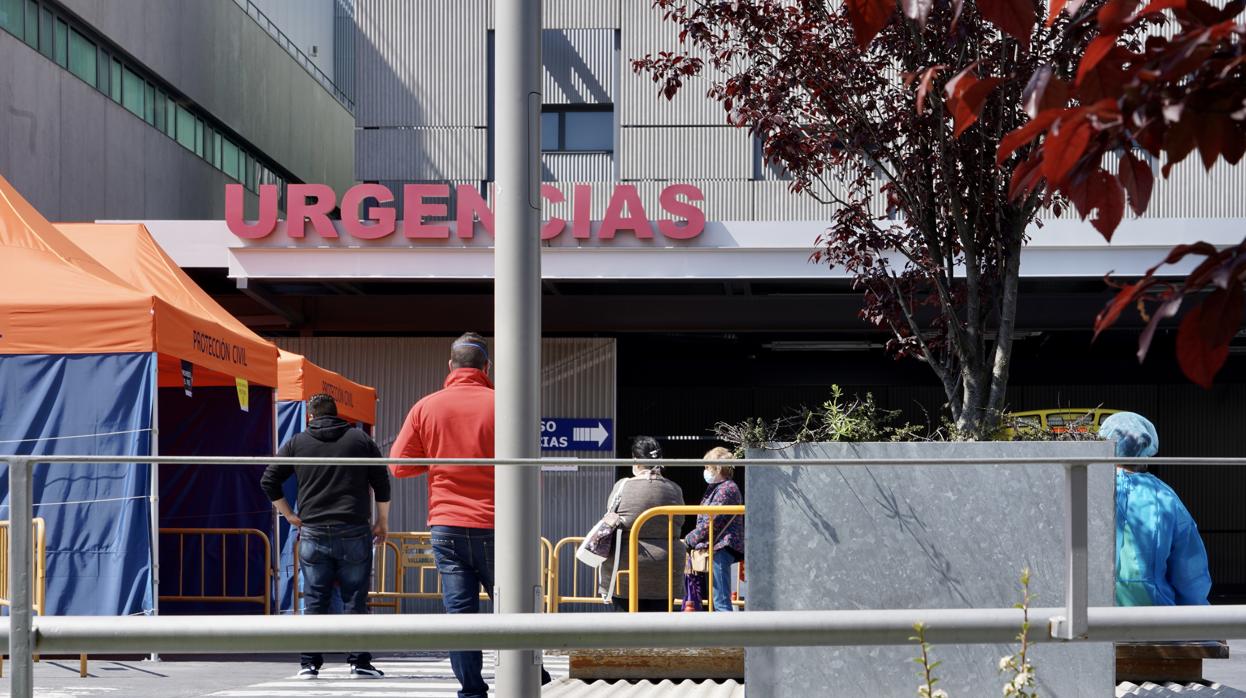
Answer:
[
  {"xmin": 911, "ymin": 622, "xmax": 948, "ymax": 698},
  {"xmin": 998, "ymin": 568, "xmax": 1038, "ymax": 698}
]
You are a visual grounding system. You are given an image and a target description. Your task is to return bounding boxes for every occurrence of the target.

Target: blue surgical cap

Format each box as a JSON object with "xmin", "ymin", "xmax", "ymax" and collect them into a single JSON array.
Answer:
[{"xmin": 1099, "ymin": 412, "xmax": 1159, "ymax": 458}]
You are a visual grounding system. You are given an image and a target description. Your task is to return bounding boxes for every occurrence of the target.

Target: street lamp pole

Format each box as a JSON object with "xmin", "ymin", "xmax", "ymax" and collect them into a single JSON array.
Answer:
[{"xmin": 494, "ymin": 0, "xmax": 544, "ymax": 695}]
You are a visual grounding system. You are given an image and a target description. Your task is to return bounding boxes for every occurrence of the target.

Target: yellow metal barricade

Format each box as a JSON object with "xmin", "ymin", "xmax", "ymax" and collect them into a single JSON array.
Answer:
[
  {"xmin": 547, "ymin": 536, "xmax": 630, "ymax": 612},
  {"xmin": 159, "ymin": 528, "xmax": 273, "ymax": 614},
  {"xmin": 627, "ymin": 505, "xmax": 746, "ymax": 613},
  {"xmin": 293, "ymin": 531, "xmax": 552, "ymax": 612},
  {"xmin": 0, "ymin": 518, "xmax": 46, "ymax": 615}
]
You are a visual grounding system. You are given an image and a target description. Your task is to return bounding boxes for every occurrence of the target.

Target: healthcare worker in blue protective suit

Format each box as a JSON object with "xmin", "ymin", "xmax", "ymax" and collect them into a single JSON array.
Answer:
[{"xmin": 1102, "ymin": 412, "xmax": 1212, "ymax": 606}]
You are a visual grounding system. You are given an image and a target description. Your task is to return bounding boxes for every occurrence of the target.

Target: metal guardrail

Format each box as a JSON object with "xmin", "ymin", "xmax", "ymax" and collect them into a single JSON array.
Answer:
[
  {"xmin": 159, "ymin": 528, "xmax": 273, "ymax": 614},
  {"xmin": 5, "ymin": 454, "xmax": 1246, "ymax": 698},
  {"xmin": 230, "ymin": 0, "xmax": 354, "ymax": 111}
]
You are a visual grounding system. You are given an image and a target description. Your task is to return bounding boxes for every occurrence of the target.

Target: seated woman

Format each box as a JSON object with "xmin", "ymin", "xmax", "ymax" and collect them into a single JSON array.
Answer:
[{"xmin": 599, "ymin": 436, "xmax": 686, "ymax": 612}]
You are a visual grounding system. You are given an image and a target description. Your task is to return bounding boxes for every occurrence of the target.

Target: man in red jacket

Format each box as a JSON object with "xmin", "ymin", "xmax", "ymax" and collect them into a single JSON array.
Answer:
[{"xmin": 391, "ymin": 333, "xmax": 548, "ymax": 697}]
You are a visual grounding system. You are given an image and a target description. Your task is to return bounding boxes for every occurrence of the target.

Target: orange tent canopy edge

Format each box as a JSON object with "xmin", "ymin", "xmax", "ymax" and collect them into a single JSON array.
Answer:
[{"xmin": 278, "ymin": 350, "xmax": 378, "ymax": 426}]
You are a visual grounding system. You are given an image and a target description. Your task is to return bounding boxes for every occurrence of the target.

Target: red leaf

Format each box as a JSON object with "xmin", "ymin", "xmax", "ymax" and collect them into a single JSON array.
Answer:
[
  {"xmin": 997, "ymin": 109, "xmax": 1062, "ymax": 164},
  {"xmin": 978, "ymin": 0, "xmax": 1037, "ymax": 47},
  {"xmin": 1136, "ymin": 295, "xmax": 1183, "ymax": 360},
  {"xmin": 1095, "ymin": 279, "xmax": 1152, "ymax": 338},
  {"xmin": 1177, "ymin": 303, "xmax": 1231, "ymax": 388},
  {"xmin": 1197, "ymin": 115, "xmax": 1230, "ymax": 170},
  {"xmin": 847, "ymin": 0, "xmax": 896, "ymax": 50},
  {"xmin": 1198, "ymin": 284, "xmax": 1245, "ymax": 348},
  {"xmin": 1118, "ymin": 152, "xmax": 1154, "ymax": 215},
  {"xmin": 1076, "ymin": 36, "xmax": 1118, "ymax": 86},
  {"xmin": 945, "ymin": 68, "xmax": 1003, "ymax": 138},
  {"xmin": 1023, "ymin": 66, "xmax": 1069, "ymax": 118},
  {"xmin": 1045, "ymin": 0, "xmax": 1069, "ymax": 25},
  {"xmin": 902, "ymin": 0, "xmax": 935, "ymax": 27},
  {"xmin": 1089, "ymin": 171, "xmax": 1126, "ymax": 238},
  {"xmin": 1008, "ymin": 153, "xmax": 1046, "ymax": 200},
  {"xmin": 915, "ymin": 65, "xmax": 946, "ymax": 115},
  {"xmin": 1222, "ymin": 124, "xmax": 1246, "ymax": 166},
  {"xmin": 1041, "ymin": 113, "xmax": 1094, "ymax": 186},
  {"xmin": 1133, "ymin": 0, "xmax": 1187, "ymax": 18},
  {"xmin": 1098, "ymin": 0, "xmax": 1142, "ymax": 27}
]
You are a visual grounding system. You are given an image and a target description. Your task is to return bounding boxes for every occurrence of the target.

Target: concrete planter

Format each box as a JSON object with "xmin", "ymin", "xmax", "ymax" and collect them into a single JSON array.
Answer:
[{"xmin": 745, "ymin": 441, "xmax": 1115, "ymax": 697}]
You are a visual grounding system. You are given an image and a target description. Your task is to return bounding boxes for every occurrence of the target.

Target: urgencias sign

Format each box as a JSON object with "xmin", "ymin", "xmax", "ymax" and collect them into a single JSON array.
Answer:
[{"xmin": 225, "ymin": 182, "xmax": 706, "ymax": 241}]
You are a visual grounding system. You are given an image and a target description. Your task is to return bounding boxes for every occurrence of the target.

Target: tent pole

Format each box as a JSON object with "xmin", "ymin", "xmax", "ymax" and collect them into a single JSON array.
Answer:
[{"xmin": 149, "ymin": 355, "xmax": 161, "ymax": 661}]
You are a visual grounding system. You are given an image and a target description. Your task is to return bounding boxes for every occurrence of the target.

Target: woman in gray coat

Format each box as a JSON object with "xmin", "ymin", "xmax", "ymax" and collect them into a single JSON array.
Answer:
[{"xmin": 599, "ymin": 436, "xmax": 686, "ymax": 612}]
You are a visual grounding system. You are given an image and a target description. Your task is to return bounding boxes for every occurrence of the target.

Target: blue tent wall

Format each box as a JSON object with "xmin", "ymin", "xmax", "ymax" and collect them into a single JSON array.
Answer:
[
  {"xmin": 275, "ymin": 399, "xmax": 304, "ymax": 612},
  {"xmin": 0, "ymin": 353, "xmax": 155, "ymax": 616},
  {"xmin": 157, "ymin": 385, "xmax": 274, "ymax": 614}
]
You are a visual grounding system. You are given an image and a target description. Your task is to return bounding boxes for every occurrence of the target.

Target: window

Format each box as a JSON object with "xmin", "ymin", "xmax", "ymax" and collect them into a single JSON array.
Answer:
[
  {"xmin": 67, "ymin": 28, "xmax": 95, "ymax": 85},
  {"xmin": 540, "ymin": 106, "xmax": 613, "ymax": 152},
  {"xmin": 96, "ymin": 48, "xmax": 109, "ymax": 94},
  {"xmin": 245, "ymin": 153, "xmax": 255, "ymax": 190},
  {"xmin": 213, "ymin": 130, "xmax": 222, "ymax": 168},
  {"xmin": 175, "ymin": 104, "xmax": 195, "ymax": 151},
  {"xmin": 0, "ymin": 0, "xmax": 21, "ymax": 37},
  {"xmin": 194, "ymin": 117, "xmax": 204, "ymax": 158},
  {"xmin": 144, "ymin": 83, "xmax": 155, "ymax": 125},
  {"xmin": 53, "ymin": 17, "xmax": 66, "ymax": 67},
  {"xmin": 109, "ymin": 58, "xmax": 121, "ymax": 102},
  {"xmin": 21, "ymin": 0, "xmax": 34, "ymax": 47},
  {"xmin": 164, "ymin": 97, "xmax": 175, "ymax": 136},
  {"xmin": 222, "ymin": 138, "xmax": 240, "ymax": 181},
  {"xmin": 38, "ymin": 6, "xmax": 49, "ymax": 57},
  {"xmin": 154, "ymin": 90, "xmax": 165, "ymax": 131},
  {"xmin": 121, "ymin": 66, "xmax": 143, "ymax": 117}
]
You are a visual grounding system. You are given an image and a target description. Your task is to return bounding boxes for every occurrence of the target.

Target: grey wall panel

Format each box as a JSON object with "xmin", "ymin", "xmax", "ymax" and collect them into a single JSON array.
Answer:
[
  {"xmin": 541, "ymin": 152, "xmax": 614, "ymax": 182},
  {"xmin": 632, "ymin": 179, "xmax": 750, "ymax": 222},
  {"xmin": 1149, "ymin": 159, "xmax": 1246, "ymax": 218},
  {"xmin": 61, "ymin": 0, "xmax": 355, "ymax": 194},
  {"xmin": 274, "ymin": 337, "xmax": 618, "ymax": 601},
  {"xmin": 620, "ymin": 127, "xmax": 751, "ymax": 180},
  {"xmin": 487, "ymin": 0, "xmax": 622, "ymax": 30},
  {"xmin": 354, "ymin": 0, "xmax": 487, "ymax": 128},
  {"xmin": 620, "ymin": 0, "xmax": 725, "ymax": 126},
  {"xmin": 543, "ymin": 29, "xmax": 615, "ymax": 105},
  {"xmin": 333, "ymin": 0, "xmax": 356, "ymax": 103},
  {"xmin": 752, "ymin": 181, "xmax": 837, "ymax": 221},
  {"xmin": 0, "ymin": 31, "xmax": 260, "ymax": 220},
  {"xmin": 356, "ymin": 128, "xmax": 487, "ymax": 181}
]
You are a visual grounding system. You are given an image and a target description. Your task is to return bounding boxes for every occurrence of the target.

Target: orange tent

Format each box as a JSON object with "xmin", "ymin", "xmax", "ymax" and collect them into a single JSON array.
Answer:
[
  {"xmin": 56, "ymin": 222, "xmax": 278, "ymax": 388},
  {"xmin": 0, "ymin": 177, "xmax": 275, "ymax": 387},
  {"xmin": 278, "ymin": 350, "xmax": 377, "ymax": 426}
]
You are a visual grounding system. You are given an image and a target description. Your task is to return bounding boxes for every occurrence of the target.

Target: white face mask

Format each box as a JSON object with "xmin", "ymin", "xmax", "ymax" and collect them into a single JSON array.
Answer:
[{"xmin": 703, "ymin": 469, "xmax": 717, "ymax": 484}]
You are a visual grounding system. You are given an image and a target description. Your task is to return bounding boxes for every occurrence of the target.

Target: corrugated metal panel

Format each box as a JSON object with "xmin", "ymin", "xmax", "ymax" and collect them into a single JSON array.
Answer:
[
  {"xmin": 275, "ymin": 336, "xmax": 617, "ymax": 612},
  {"xmin": 356, "ymin": 127, "xmax": 487, "ymax": 181},
  {"xmin": 543, "ymin": 152, "xmax": 616, "ymax": 182},
  {"xmin": 544, "ymin": 679, "xmax": 745, "ymax": 697},
  {"xmin": 487, "ymin": 0, "xmax": 622, "ymax": 30},
  {"xmin": 751, "ymin": 181, "xmax": 838, "ymax": 221},
  {"xmin": 354, "ymin": 0, "xmax": 487, "ymax": 127},
  {"xmin": 333, "ymin": 0, "xmax": 356, "ymax": 103},
  {"xmin": 620, "ymin": 0, "xmax": 727, "ymax": 126},
  {"xmin": 620, "ymin": 127, "xmax": 751, "ymax": 180},
  {"xmin": 544, "ymin": 29, "xmax": 616, "ymax": 105},
  {"xmin": 632, "ymin": 179, "xmax": 750, "ymax": 222},
  {"xmin": 1149, "ymin": 159, "xmax": 1246, "ymax": 218}
]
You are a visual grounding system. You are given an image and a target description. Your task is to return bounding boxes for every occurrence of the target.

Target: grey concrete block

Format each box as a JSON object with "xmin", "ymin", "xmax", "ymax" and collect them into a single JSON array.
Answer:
[{"xmin": 745, "ymin": 441, "xmax": 1116, "ymax": 698}]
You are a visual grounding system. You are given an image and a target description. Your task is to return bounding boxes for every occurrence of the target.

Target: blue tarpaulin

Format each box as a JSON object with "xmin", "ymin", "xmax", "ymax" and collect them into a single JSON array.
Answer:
[
  {"xmin": 0, "ymin": 353, "xmax": 155, "ymax": 616},
  {"xmin": 275, "ymin": 399, "xmax": 305, "ymax": 613}
]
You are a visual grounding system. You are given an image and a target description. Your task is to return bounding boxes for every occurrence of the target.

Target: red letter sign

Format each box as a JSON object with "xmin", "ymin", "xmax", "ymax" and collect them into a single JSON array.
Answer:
[
  {"xmin": 657, "ymin": 184, "xmax": 706, "ymax": 240},
  {"xmin": 402, "ymin": 184, "xmax": 450, "ymax": 239},
  {"xmin": 286, "ymin": 184, "xmax": 339, "ymax": 239},
  {"xmin": 540, "ymin": 184, "xmax": 566, "ymax": 240},
  {"xmin": 341, "ymin": 184, "xmax": 396, "ymax": 240},
  {"xmin": 599, "ymin": 184, "xmax": 654, "ymax": 240},
  {"xmin": 455, "ymin": 185, "xmax": 495, "ymax": 239},
  {"xmin": 225, "ymin": 184, "xmax": 279, "ymax": 239}
]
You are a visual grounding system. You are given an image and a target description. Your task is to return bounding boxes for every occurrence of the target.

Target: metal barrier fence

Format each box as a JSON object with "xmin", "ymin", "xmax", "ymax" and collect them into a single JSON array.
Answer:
[
  {"xmin": 626, "ymin": 505, "xmax": 747, "ymax": 613},
  {"xmin": 159, "ymin": 528, "xmax": 273, "ymax": 614},
  {"xmin": 0, "ymin": 518, "xmax": 45, "ymax": 616},
  {"xmin": 6, "ymin": 454, "xmax": 1246, "ymax": 698}
]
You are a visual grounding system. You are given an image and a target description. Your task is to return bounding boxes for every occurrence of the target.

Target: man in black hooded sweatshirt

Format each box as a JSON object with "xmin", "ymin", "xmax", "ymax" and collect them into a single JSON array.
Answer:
[{"xmin": 262, "ymin": 393, "xmax": 391, "ymax": 680}]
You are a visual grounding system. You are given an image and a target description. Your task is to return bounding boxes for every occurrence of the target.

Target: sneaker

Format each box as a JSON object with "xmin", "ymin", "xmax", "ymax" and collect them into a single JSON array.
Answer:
[
  {"xmin": 349, "ymin": 662, "xmax": 384, "ymax": 679},
  {"xmin": 297, "ymin": 666, "xmax": 318, "ymax": 680}
]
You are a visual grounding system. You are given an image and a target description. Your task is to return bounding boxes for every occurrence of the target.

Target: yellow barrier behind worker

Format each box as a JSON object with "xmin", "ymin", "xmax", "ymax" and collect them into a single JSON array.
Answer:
[
  {"xmin": 0, "ymin": 518, "xmax": 46, "ymax": 615},
  {"xmin": 159, "ymin": 528, "xmax": 273, "ymax": 614}
]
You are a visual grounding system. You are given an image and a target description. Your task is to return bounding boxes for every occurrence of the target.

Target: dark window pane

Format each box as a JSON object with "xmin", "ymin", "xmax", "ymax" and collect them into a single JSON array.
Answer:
[
  {"xmin": 154, "ymin": 91, "xmax": 165, "ymax": 131},
  {"xmin": 22, "ymin": 0, "xmax": 34, "ymax": 47},
  {"xmin": 38, "ymin": 7, "xmax": 50, "ymax": 56},
  {"xmin": 245, "ymin": 154, "xmax": 255, "ymax": 190},
  {"xmin": 53, "ymin": 17, "xmax": 66, "ymax": 67},
  {"xmin": 564, "ymin": 111, "xmax": 613, "ymax": 151},
  {"xmin": 0, "ymin": 0, "xmax": 21, "ymax": 37},
  {"xmin": 109, "ymin": 59, "xmax": 121, "ymax": 102},
  {"xmin": 96, "ymin": 48, "xmax": 109, "ymax": 93},
  {"xmin": 222, "ymin": 139, "xmax": 240, "ymax": 181},
  {"xmin": 121, "ymin": 67, "xmax": 143, "ymax": 117},
  {"xmin": 194, "ymin": 118, "xmax": 204, "ymax": 157},
  {"xmin": 175, "ymin": 105, "xmax": 195, "ymax": 151},
  {"xmin": 68, "ymin": 28, "xmax": 96, "ymax": 85},
  {"xmin": 540, "ymin": 112, "xmax": 560, "ymax": 151},
  {"xmin": 165, "ymin": 98, "xmax": 175, "ymax": 136},
  {"xmin": 144, "ymin": 83, "xmax": 155, "ymax": 124}
]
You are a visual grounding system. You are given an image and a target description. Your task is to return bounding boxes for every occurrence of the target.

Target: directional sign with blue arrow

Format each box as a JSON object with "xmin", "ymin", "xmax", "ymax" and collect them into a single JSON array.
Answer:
[{"xmin": 540, "ymin": 417, "xmax": 614, "ymax": 452}]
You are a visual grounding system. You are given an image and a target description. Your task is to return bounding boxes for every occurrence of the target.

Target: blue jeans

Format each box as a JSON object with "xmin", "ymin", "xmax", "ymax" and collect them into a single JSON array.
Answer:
[
  {"xmin": 430, "ymin": 526, "xmax": 494, "ymax": 698},
  {"xmin": 711, "ymin": 551, "xmax": 735, "ymax": 613},
  {"xmin": 299, "ymin": 523, "xmax": 373, "ymax": 668}
]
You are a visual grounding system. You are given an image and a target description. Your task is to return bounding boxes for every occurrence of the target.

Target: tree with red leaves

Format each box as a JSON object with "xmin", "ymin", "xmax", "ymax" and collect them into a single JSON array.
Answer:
[
  {"xmin": 634, "ymin": 0, "xmax": 1103, "ymax": 438},
  {"xmin": 1000, "ymin": 0, "xmax": 1246, "ymax": 388}
]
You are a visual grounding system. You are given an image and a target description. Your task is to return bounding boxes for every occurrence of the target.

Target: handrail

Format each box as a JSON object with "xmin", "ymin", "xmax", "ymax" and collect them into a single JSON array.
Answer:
[
  {"xmin": 7, "ymin": 455, "xmax": 1241, "ymax": 466},
  {"xmin": 229, "ymin": 0, "xmax": 353, "ymax": 111},
  {"xmin": 159, "ymin": 528, "xmax": 272, "ymax": 614},
  {"xmin": 626, "ymin": 505, "xmax": 746, "ymax": 613}
]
